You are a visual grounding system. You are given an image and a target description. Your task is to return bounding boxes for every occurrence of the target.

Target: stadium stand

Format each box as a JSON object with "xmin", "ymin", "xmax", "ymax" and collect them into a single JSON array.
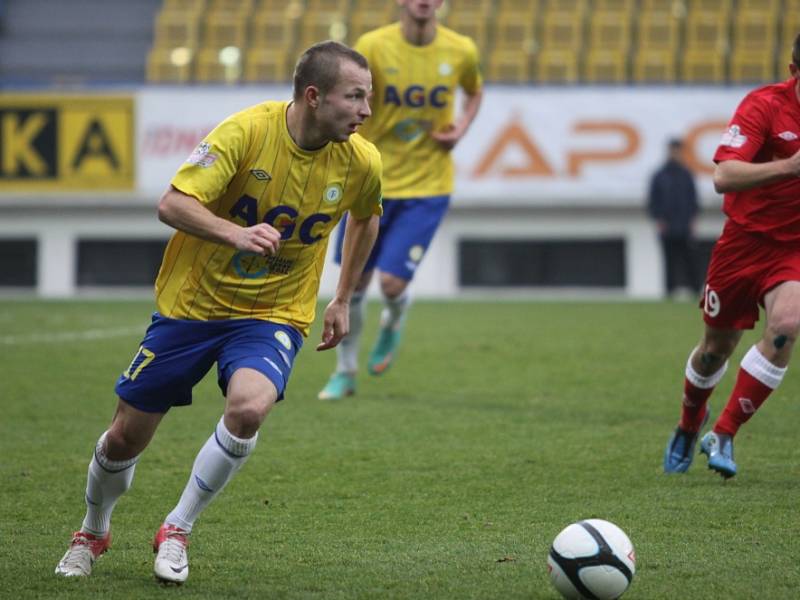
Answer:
[
  {"xmin": 0, "ymin": 0, "xmax": 162, "ymax": 84},
  {"xmin": 1, "ymin": 0, "xmax": 794, "ymax": 86}
]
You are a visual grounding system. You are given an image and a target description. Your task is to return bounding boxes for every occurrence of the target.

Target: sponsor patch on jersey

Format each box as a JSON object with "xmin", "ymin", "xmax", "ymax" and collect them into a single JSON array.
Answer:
[
  {"xmin": 186, "ymin": 142, "xmax": 218, "ymax": 167},
  {"xmin": 719, "ymin": 125, "xmax": 747, "ymax": 148},
  {"xmin": 274, "ymin": 330, "xmax": 293, "ymax": 351},
  {"xmin": 438, "ymin": 62, "xmax": 453, "ymax": 76},
  {"xmin": 323, "ymin": 183, "xmax": 343, "ymax": 204},
  {"xmin": 778, "ymin": 131, "xmax": 798, "ymax": 141}
]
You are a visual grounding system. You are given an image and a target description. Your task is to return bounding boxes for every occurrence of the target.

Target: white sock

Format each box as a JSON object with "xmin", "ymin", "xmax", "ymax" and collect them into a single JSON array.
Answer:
[
  {"xmin": 381, "ymin": 291, "xmax": 409, "ymax": 331},
  {"xmin": 165, "ymin": 417, "xmax": 258, "ymax": 533},
  {"xmin": 336, "ymin": 292, "xmax": 366, "ymax": 374},
  {"xmin": 81, "ymin": 431, "xmax": 139, "ymax": 537}
]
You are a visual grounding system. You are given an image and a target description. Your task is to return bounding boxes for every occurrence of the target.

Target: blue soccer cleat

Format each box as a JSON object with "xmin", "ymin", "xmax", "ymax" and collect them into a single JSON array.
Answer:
[
  {"xmin": 317, "ymin": 372, "xmax": 356, "ymax": 401},
  {"xmin": 367, "ymin": 327, "xmax": 402, "ymax": 375},
  {"xmin": 664, "ymin": 409, "xmax": 710, "ymax": 473},
  {"xmin": 700, "ymin": 431, "xmax": 737, "ymax": 478}
]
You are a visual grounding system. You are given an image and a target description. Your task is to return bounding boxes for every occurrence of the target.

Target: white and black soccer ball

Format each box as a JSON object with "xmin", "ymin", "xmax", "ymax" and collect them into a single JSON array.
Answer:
[{"xmin": 547, "ymin": 519, "xmax": 636, "ymax": 600}]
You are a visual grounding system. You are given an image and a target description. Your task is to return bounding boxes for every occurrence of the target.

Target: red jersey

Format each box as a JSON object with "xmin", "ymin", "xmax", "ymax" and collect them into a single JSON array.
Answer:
[{"xmin": 714, "ymin": 78, "xmax": 800, "ymax": 242}]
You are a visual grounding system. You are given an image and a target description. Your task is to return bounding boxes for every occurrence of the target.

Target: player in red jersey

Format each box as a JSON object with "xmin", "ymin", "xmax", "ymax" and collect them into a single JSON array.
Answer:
[{"xmin": 664, "ymin": 33, "xmax": 800, "ymax": 478}]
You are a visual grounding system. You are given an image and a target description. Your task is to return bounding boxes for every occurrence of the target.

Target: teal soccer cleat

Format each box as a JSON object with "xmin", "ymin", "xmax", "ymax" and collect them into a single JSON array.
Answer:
[
  {"xmin": 700, "ymin": 431, "xmax": 737, "ymax": 478},
  {"xmin": 664, "ymin": 409, "xmax": 710, "ymax": 473},
  {"xmin": 367, "ymin": 327, "xmax": 402, "ymax": 375},
  {"xmin": 317, "ymin": 372, "xmax": 356, "ymax": 400}
]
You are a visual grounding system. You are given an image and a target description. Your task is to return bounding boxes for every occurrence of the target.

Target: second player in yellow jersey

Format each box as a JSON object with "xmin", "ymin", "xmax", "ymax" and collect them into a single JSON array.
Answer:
[{"xmin": 319, "ymin": 0, "xmax": 483, "ymax": 401}]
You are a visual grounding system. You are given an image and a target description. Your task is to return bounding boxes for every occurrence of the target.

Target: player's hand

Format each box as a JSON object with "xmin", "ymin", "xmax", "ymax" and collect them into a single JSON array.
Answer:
[
  {"xmin": 787, "ymin": 147, "xmax": 800, "ymax": 177},
  {"xmin": 431, "ymin": 123, "xmax": 464, "ymax": 151},
  {"xmin": 233, "ymin": 223, "xmax": 281, "ymax": 256},
  {"xmin": 316, "ymin": 298, "xmax": 350, "ymax": 351}
]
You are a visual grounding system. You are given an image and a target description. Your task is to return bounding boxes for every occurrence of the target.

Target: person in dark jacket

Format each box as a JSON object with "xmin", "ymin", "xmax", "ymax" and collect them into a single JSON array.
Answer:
[{"xmin": 648, "ymin": 138, "xmax": 701, "ymax": 297}]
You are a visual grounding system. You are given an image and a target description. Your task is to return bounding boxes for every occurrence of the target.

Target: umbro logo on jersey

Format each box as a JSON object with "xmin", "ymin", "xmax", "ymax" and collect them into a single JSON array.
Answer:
[
  {"xmin": 778, "ymin": 131, "xmax": 799, "ymax": 141},
  {"xmin": 250, "ymin": 169, "xmax": 272, "ymax": 181}
]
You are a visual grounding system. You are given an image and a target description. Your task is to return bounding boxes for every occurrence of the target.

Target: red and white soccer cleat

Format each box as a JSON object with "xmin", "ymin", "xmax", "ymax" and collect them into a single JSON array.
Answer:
[
  {"xmin": 153, "ymin": 523, "xmax": 190, "ymax": 584},
  {"xmin": 55, "ymin": 530, "xmax": 112, "ymax": 577}
]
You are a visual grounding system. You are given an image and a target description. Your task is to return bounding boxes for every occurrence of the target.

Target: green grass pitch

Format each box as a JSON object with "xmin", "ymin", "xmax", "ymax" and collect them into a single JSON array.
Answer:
[{"xmin": 2, "ymin": 299, "xmax": 799, "ymax": 599}]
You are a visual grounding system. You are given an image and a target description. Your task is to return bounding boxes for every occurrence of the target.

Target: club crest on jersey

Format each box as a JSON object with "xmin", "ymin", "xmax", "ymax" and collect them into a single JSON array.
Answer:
[
  {"xmin": 720, "ymin": 125, "xmax": 746, "ymax": 148},
  {"xmin": 438, "ymin": 62, "xmax": 453, "ymax": 76},
  {"xmin": 186, "ymin": 142, "xmax": 217, "ymax": 167},
  {"xmin": 274, "ymin": 330, "xmax": 293, "ymax": 351},
  {"xmin": 323, "ymin": 184, "xmax": 343, "ymax": 204}
]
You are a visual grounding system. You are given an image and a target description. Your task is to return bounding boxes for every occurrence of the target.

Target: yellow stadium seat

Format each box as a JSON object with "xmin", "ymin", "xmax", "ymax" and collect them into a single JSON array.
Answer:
[
  {"xmin": 780, "ymin": 13, "xmax": 800, "ymax": 51},
  {"xmin": 588, "ymin": 12, "xmax": 632, "ymax": 51},
  {"xmin": 146, "ymin": 47, "xmax": 194, "ymax": 83},
  {"xmin": 244, "ymin": 48, "xmax": 293, "ymax": 82},
  {"xmin": 547, "ymin": 0, "xmax": 589, "ymax": 16},
  {"xmin": 687, "ymin": 0, "xmax": 732, "ymax": 15},
  {"xmin": 584, "ymin": 50, "xmax": 629, "ymax": 83},
  {"xmin": 447, "ymin": 0, "xmax": 491, "ymax": 18},
  {"xmin": 593, "ymin": 0, "xmax": 635, "ymax": 13},
  {"xmin": 202, "ymin": 11, "xmax": 248, "ymax": 50},
  {"xmin": 249, "ymin": 11, "xmax": 297, "ymax": 50},
  {"xmin": 486, "ymin": 49, "xmax": 532, "ymax": 82},
  {"xmin": 738, "ymin": 0, "xmax": 779, "ymax": 11},
  {"xmin": 733, "ymin": 11, "xmax": 777, "ymax": 52},
  {"xmin": 350, "ymin": 0, "xmax": 396, "ymax": 21},
  {"xmin": 493, "ymin": 11, "xmax": 537, "ymax": 52},
  {"xmin": 730, "ymin": 51, "xmax": 775, "ymax": 84},
  {"xmin": 640, "ymin": 0, "xmax": 685, "ymax": 14},
  {"xmin": 255, "ymin": 0, "xmax": 305, "ymax": 17},
  {"xmin": 349, "ymin": 11, "xmax": 388, "ymax": 42},
  {"xmin": 632, "ymin": 48, "xmax": 677, "ymax": 82},
  {"xmin": 306, "ymin": 0, "xmax": 349, "ymax": 11},
  {"xmin": 445, "ymin": 12, "xmax": 489, "ymax": 52},
  {"xmin": 153, "ymin": 9, "xmax": 202, "ymax": 49},
  {"xmin": 681, "ymin": 50, "xmax": 726, "ymax": 82},
  {"xmin": 207, "ymin": 0, "xmax": 254, "ymax": 14},
  {"xmin": 195, "ymin": 47, "xmax": 243, "ymax": 83},
  {"xmin": 536, "ymin": 49, "xmax": 580, "ymax": 83},
  {"xmin": 541, "ymin": 12, "xmax": 584, "ymax": 51},
  {"xmin": 299, "ymin": 11, "xmax": 349, "ymax": 48},
  {"xmin": 684, "ymin": 12, "xmax": 730, "ymax": 52},
  {"xmin": 637, "ymin": 11, "xmax": 680, "ymax": 51},
  {"xmin": 497, "ymin": 0, "xmax": 542, "ymax": 16}
]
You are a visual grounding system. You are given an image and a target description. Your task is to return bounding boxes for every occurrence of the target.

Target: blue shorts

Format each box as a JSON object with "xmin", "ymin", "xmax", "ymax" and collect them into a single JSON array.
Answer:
[
  {"xmin": 335, "ymin": 195, "xmax": 450, "ymax": 281},
  {"xmin": 114, "ymin": 313, "xmax": 303, "ymax": 413}
]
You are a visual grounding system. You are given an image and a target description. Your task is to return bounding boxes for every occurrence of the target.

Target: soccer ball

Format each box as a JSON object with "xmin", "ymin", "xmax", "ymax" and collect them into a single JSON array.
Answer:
[{"xmin": 547, "ymin": 519, "xmax": 636, "ymax": 600}]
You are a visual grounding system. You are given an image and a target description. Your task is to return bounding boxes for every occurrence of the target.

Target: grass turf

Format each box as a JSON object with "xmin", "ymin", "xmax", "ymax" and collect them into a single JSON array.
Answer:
[{"xmin": 1, "ymin": 299, "xmax": 799, "ymax": 599}]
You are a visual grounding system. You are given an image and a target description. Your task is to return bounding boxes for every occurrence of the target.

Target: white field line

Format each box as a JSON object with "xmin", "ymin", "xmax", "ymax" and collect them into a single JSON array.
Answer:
[{"xmin": 0, "ymin": 325, "xmax": 144, "ymax": 346}]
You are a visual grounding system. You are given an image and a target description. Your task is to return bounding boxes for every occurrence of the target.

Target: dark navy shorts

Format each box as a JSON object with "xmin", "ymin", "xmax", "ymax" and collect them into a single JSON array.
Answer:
[
  {"xmin": 335, "ymin": 195, "xmax": 450, "ymax": 281},
  {"xmin": 114, "ymin": 313, "xmax": 303, "ymax": 413}
]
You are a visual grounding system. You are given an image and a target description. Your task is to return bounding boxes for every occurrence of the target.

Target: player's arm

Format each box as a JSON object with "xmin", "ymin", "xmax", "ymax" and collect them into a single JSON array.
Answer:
[
  {"xmin": 316, "ymin": 212, "xmax": 380, "ymax": 351},
  {"xmin": 431, "ymin": 88, "xmax": 483, "ymax": 151},
  {"xmin": 714, "ymin": 150, "xmax": 800, "ymax": 193},
  {"xmin": 158, "ymin": 185, "xmax": 281, "ymax": 256}
]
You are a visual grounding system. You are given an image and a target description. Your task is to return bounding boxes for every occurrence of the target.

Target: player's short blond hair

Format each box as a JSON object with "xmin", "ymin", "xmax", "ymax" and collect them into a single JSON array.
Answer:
[{"xmin": 292, "ymin": 40, "xmax": 369, "ymax": 100}]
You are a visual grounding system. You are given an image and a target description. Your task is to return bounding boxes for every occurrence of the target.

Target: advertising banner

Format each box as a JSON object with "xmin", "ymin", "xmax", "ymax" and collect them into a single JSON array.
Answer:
[
  {"xmin": 0, "ymin": 94, "xmax": 134, "ymax": 191},
  {"xmin": 136, "ymin": 86, "xmax": 750, "ymax": 205}
]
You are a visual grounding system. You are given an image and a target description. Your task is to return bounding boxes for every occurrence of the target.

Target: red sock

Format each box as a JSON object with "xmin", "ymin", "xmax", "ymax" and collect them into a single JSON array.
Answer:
[
  {"xmin": 679, "ymin": 378, "xmax": 714, "ymax": 432},
  {"xmin": 714, "ymin": 368, "xmax": 773, "ymax": 436}
]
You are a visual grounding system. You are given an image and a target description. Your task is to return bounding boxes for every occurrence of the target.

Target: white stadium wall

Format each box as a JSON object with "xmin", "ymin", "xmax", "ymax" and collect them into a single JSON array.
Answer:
[{"xmin": 0, "ymin": 86, "xmax": 742, "ymax": 298}]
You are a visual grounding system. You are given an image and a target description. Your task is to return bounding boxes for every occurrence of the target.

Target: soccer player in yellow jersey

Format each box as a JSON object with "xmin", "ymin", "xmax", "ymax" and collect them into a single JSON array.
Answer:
[
  {"xmin": 55, "ymin": 41, "xmax": 382, "ymax": 584},
  {"xmin": 319, "ymin": 0, "xmax": 483, "ymax": 400}
]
